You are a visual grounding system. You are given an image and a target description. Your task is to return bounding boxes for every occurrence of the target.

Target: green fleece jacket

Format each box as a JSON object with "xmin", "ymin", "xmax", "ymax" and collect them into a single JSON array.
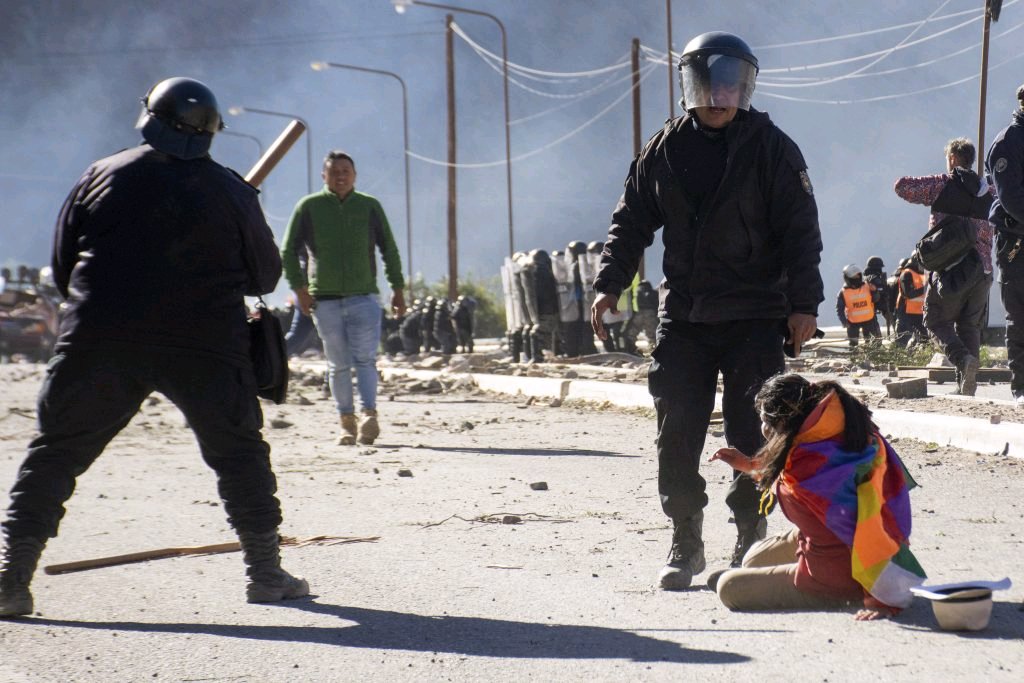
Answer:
[{"xmin": 281, "ymin": 188, "xmax": 405, "ymax": 296}]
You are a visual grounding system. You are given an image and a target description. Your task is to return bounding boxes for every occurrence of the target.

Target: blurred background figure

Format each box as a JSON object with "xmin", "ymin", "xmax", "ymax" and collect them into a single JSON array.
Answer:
[
  {"xmin": 836, "ymin": 264, "xmax": 881, "ymax": 348},
  {"xmin": 452, "ymin": 294, "xmax": 476, "ymax": 353}
]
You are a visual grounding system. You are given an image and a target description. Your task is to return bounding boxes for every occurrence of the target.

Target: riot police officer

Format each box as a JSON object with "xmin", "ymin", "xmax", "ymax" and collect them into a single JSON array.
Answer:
[
  {"xmin": 525, "ymin": 249, "xmax": 561, "ymax": 362},
  {"xmin": 452, "ymin": 295, "xmax": 477, "ymax": 353},
  {"xmin": 591, "ymin": 33, "xmax": 823, "ymax": 591},
  {"xmin": 433, "ymin": 297, "xmax": 458, "ymax": 355},
  {"xmin": 0, "ymin": 77, "xmax": 307, "ymax": 617}
]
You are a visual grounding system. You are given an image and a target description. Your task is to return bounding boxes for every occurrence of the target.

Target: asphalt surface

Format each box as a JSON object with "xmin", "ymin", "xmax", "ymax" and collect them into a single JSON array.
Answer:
[{"xmin": 0, "ymin": 361, "xmax": 1021, "ymax": 682}]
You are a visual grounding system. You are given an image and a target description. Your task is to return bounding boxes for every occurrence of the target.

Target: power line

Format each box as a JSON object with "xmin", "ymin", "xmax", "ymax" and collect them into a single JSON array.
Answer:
[
  {"xmin": 407, "ymin": 62, "xmax": 658, "ymax": 169},
  {"xmin": 750, "ymin": 1, "xmax": 1007, "ymax": 50},
  {"xmin": 759, "ymin": 18, "xmax": 1024, "ymax": 87},
  {"xmin": 449, "ymin": 21, "xmax": 632, "ymax": 81},
  {"xmin": 757, "ymin": 50, "xmax": 1024, "ymax": 105},
  {"xmin": 453, "ymin": 23, "xmax": 639, "ymax": 102},
  {"xmin": 761, "ymin": 0, "xmax": 956, "ymax": 87}
]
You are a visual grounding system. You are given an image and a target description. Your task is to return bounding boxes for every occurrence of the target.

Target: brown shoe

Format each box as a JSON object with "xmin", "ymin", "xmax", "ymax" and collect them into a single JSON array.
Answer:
[
  {"xmin": 358, "ymin": 409, "xmax": 380, "ymax": 445},
  {"xmin": 337, "ymin": 413, "xmax": 357, "ymax": 446}
]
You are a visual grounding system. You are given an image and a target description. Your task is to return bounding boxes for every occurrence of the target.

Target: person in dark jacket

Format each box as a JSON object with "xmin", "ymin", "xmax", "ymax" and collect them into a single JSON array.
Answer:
[
  {"xmin": 895, "ymin": 137, "xmax": 993, "ymax": 395},
  {"xmin": 987, "ymin": 86, "xmax": 1024, "ymax": 406},
  {"xmin": 567, "ymin": 241, "xmax": 597, "ymax": 356},
  {"xmin": 452, "ymin": 295, "xmax": 476, "ymax": 353},
  {"xmin": 525, "ymin": 249, "xmax": 561, "ymax": 362},
  {"xmin": 591, "ymin": 33, "xmax": 823, "ymax": 592},
  {"xmin": 0, "ymin": 78, "xmax": 307, "ymax": 619},
  {"xmin": 433, "ymin": 298, "xmax": 457, "ymax": 355},
  {"xmin": 399, "ymin": 300, "xmax": 423, "ymax": 356},
  {"xmin": 863, "ymin": 256, "xmax": 893, "ymax": 335},
  {"xmin": 895, "ymin": 256, "xmax": 928, "ymax": 348}
]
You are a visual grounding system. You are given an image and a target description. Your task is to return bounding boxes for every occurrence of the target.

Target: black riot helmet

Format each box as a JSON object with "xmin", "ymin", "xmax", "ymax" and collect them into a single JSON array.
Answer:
[
  {"xmin": 136, "ymin": 77, "xmax": 224, "ymax": 160},
  {"xmin": 586, "ymin": 241, "xmax": 604, "ymax": 255},
  {"xmin": 866, "ymin": 256, "xmax": 885, "ymax": 271},
  {"xmin": 678, "ymin": 32, "xmax": 758, "ymax": 112},
  {"xmin": 567, "ymin": 241, "xmax": 586, "ymax": 257},
  {"xmin": 529, "ymin": 249, "xmax": 551, "ymax": 267}
]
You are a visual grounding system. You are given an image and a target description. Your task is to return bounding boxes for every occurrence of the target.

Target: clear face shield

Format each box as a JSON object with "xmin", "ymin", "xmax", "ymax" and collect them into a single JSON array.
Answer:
[{"xmin": 678, "ymin": 54, "xmax": 757, "ymax": 111}]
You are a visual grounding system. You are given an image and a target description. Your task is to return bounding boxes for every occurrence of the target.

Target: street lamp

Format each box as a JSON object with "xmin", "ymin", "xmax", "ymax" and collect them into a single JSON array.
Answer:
[
  {"xmin": 311, "ymin": 60, "xmax": 414, "ymax": 285},
  {"xmin": 219, "ymin": 129, "xmax": 264, "ymax": 160},
  {"xmin": 227, "ymin": 106, "xmax": 314, "ymax": 193},
  {"xmin": 392, "ymin": 0, "xmax": 514, "ymax": 258}
]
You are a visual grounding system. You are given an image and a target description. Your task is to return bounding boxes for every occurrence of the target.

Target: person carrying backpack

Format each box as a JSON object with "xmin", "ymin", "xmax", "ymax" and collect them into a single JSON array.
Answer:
[{"xmin": 894, "ymin": 137, "xmax": 994, "ymax": 395}]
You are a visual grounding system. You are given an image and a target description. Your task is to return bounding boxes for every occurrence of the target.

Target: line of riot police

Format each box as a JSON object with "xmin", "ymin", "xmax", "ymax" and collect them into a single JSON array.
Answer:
[
  {"xmin": 500, "ymin": 241, "xmax": 659, "ymax": 362},
  {"xmin": 385, "ymin": 294, "xmax": 477, "ymax": 357}
]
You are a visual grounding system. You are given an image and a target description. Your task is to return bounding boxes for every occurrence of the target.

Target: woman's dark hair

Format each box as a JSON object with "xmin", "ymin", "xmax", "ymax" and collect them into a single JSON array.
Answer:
[{"xmin": 752, "ymin": 373, "xmax": 875, "ymax": 487}]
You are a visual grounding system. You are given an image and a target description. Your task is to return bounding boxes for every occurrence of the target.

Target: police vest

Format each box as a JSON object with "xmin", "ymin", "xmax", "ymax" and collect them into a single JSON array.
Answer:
[
  {"xmin": 842, "ymin": 284, "xmax": 875, "ymax": 323},
  {"xmin": 898, "ymin": 270, "xmax": 926, "ymax": 316}
]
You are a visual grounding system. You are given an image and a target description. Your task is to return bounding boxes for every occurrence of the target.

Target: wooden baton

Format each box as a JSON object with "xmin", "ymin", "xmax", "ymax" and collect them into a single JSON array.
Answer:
[{"xmin": 243, "ymin": 119, "xmax": 306, "ymax": 189}]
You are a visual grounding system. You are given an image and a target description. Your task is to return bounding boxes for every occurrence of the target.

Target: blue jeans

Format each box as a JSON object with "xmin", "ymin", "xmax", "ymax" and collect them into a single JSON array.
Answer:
[{"xmin": 313, "ymin": 295, "xmax": 382, "ymax": 415}]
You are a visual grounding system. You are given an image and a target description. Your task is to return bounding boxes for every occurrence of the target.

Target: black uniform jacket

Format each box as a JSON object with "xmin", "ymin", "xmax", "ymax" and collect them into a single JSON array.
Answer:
[
  {"xmin": 987, "ymin": 109, "xmax": 1024, "ymax": 280},
  {"xmin": 52, "ymin": 144, "xmax": 282, "ymax": 364},
  {"xmin": 594, "ymin": 109, "xmax": 824, "ymax": 323}
]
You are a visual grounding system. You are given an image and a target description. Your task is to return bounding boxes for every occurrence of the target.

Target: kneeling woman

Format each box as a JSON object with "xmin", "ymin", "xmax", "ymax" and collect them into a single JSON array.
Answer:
[{"xmin": 709, "ymin": 374, "xmax": 926, "ymax": 620}]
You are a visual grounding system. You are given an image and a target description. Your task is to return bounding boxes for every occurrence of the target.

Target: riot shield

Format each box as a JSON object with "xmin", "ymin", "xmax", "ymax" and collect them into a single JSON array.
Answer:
[{"xmin": 552, "ymin": 251, "xmax": 579, "ymax": 323}]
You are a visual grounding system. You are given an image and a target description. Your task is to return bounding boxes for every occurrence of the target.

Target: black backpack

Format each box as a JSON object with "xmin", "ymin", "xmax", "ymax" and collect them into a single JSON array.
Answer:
[
  {"xmin": 915, "ymin": 169, "xmax": 989, "ymax": 272},
  {"xmin": 915, "ymin": 214, "xmax": 976, "ymax": 273}
]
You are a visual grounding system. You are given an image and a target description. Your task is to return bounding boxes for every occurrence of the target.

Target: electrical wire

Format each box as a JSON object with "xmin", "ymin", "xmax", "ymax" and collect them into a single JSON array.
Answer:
[
  {"xmin": 763, "ymin": 0, "xmax": 955, "ymax": 86},
  {"xmin": 449, "ymin": 21, "xmax": 632, "ymax": 81},
  {"xmin": 509, "ymin": 63, "xmax": 645, "ymax": 125},
  {"xmin": 756, "ymin": 49, "xmax": 1024, "ymax": 105},
  {"xmin": 759, "ymin": 18, "xmax": 1024, "ymax": 87},
  {"xmin": 751, "ymin": 1, "xmax": 1019, "ymax": 50},
  {"xmin": 454, "ymin": 23, "xmax": 631, "ymax": 100},
  {"xmin": 406, "ymin": 62, "xmax": 658, "ymax": 169},
  {"xmin": 638, "ymin": 3, "xmax": 981, "ymax": 76}
]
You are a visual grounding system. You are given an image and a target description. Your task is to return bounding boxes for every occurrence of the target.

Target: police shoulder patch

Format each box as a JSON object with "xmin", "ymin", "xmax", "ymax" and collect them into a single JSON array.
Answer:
[
  {"xmin": 995, "ymin": 157, "xmax": 1009, "ymax": 173},
  {"xmin": 799, "ymin": 169, "xmax": 814, "ymax": 196}
]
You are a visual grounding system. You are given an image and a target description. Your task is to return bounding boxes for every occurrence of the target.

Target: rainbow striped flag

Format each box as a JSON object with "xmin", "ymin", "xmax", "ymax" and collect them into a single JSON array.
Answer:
[{"xmin": 779, "ymin": 391, "xmax": 926, "ymax": 608}]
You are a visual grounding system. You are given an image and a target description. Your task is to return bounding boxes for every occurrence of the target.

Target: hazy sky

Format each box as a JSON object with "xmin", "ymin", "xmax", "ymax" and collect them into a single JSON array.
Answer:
[{"xmin": 1, "ymin": 0, "xmax": 1020, "ymax": 324}]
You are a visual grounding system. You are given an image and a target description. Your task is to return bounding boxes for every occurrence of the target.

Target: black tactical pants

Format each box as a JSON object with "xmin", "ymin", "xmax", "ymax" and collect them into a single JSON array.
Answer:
[
  {"xmin": 648, "ymin": 318, "xmax": 784, "ymax": 524},
  {"xmin": 1002, "ymin": 278, "xmax": 1024, "ymax": 397},
  {"xmin": 3, "ymin": 349, "xmax": 283, "ymax": 542},
  {"xmin": 924, "ymin": 264, "xmax": 989, "ymax": 369},
  {"xmin": 845, "ymin": 319, "xmax": 881, "ymax": 347}
]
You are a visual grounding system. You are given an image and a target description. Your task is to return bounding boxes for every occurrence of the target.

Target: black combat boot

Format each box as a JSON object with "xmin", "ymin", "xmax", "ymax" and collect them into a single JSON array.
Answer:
[
  {"xmin": 237, "ymin": 530, "xmax": 310, "ymax": 603},
  {"xmin": 730, "ymin": 515, "xmax": 768, "ymax": 567},
  {"xmin": 958, "ymin": 354, "xmax": 980, "ymax": 396},
  {"xmin": 0, "ymin": 536, "xmax": 46, "ymax": 618},
  {"xmin": 658, "ymin": 512, "xmax": 705, "ymax": 590}
]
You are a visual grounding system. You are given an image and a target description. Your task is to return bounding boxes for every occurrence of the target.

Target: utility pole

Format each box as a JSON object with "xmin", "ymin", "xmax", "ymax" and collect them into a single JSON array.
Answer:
[
  {"xmin": 446, "ymin": 14, "xmax": 458, "ymax": 301},
  {"xmin": 977, "ymin": 0, "xmax": 1001, "ymax": 175},
  {"xmin": 631, "ymin": 37, "xmax": 645, "ymax": 280},
  {"xmin": 666, "ymin": 0, "xmax": 674, "ymax": 119}
]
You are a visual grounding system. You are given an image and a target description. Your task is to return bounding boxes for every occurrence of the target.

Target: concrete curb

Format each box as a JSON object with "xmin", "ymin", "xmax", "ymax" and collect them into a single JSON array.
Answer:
[{"xmin": 375, "ymin": 366, "xmax": 1024, "ymax": 458}]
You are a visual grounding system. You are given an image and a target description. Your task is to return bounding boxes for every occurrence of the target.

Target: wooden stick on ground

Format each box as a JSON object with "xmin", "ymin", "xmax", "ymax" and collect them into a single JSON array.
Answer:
[{"xmin": 43, "ymin": 535, "xmax": 379, "ymax": 575}]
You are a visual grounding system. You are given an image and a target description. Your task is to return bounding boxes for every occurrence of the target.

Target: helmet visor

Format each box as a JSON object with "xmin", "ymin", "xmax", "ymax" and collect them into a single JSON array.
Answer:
[{"xmin": 679, "ymin": 54, "xmax": 757, "ymax": 111}]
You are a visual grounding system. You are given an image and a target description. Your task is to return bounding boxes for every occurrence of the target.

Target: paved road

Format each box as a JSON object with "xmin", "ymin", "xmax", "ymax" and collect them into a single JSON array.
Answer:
[{"xmin": 0, "ymin": 364, "xmax": 1021, "ymax": 682}]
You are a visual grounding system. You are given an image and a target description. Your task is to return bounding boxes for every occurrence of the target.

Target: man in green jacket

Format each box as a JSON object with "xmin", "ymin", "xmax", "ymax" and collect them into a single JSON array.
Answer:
[{"xmin": 282, "ymin": 150, "xmax": 405, "ymax": 445}]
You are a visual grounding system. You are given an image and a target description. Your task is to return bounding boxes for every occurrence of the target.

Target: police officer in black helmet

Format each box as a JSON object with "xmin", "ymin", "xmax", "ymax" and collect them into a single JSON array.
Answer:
[
  {"xmin": 591, "ymin": 32, "xmax": 823, "ymax": 591},
  {"xmin": 0, "ymin": 77, "xmax": 308, "ymax": 618}
]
